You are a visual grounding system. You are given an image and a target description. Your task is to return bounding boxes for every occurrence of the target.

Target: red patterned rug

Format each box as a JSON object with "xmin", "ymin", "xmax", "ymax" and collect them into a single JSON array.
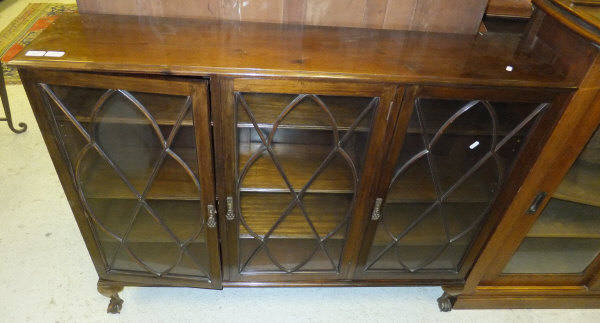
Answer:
[{"xmin": 1, "ymin": 3, "xmax": 78, "ymax": 84}]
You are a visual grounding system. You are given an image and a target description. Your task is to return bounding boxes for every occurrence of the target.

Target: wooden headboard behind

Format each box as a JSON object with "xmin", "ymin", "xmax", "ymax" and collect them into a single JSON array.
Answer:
[{"xmin": 76, "ymin": 0, "xmax": 489, "ymax": 34}]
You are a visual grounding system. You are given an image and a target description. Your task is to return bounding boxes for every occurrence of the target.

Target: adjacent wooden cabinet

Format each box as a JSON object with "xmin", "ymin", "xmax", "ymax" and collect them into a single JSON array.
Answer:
[
  {"xmin": 452, "ymin": 0, "xmax": 600, "ymax": 309},
  {"xmin": 10, "ymin": 0, "xmax": 600, "ymax": 312},
  {"xmin": 503, "ymin": 127, "xmax": 600, "ymax": 276}
]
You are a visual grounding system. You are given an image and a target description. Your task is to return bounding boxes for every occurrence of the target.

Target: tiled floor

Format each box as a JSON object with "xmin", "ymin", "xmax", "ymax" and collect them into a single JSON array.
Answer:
[{"xmin": 2, "ymin": 1, "xmax": 600, "ymax": 322}]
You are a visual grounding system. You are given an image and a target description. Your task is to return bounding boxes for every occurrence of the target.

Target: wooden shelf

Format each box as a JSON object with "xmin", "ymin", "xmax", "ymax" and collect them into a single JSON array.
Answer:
[
  {"xmin": 503, "ymin": 237, "xmax": 600, "ymax": 274},
  {"xmin": 237, "ymin": 237, "xmax": 344, "ymax": 272},
  {"xmin": 527, "ymin": 199, "xmax": 600, "ymax": 238},
  {"xmin": 238, "ymin": 142, "xmax": 357, "ymax": 193},
  {"xmin": 373, "ymin": 202, "xmax": 484, "ymax": 245},
  {"xmin": 81, "ymin": 148, "xmax": 200, "ymax": 200},
  {"xmin": 237, "ymin": 93, "xmax": 374, "ymax": 131},
  {"xmin": 50, "ymin": 85, "xmax": 192, "ymax": 126},
  {"xmin": 238, "ymin": 192, "xmax": 351, "ymax": 239},
  {"xmin": 386, "ymin": 182, "xmax": 492, "ymax": 203},
  {"xmin": 99, "ymin": 239, "xmax": 210, "ymax": 277},
  {"xmin": 553, "ymin": 161, "xmax": 600, "ymax": 207},
  {"xmin": 580, "ymin": 126, "xmax": 600, "ymax": 164},
  {"xmin": 367, "ymin": 241, "xmax": 470, "ymax": 271},
  {"xmin": 237, "ymin": 123, "xmax": 370, "ymax": 132},
  {"xmin": 385, "ymin": 156, "xmax": 496, "ymax": 203},
  {"xmin": 92, "ymin": 199, "xmax": 205, "ymax": 243},
  {"xmin": 580, "ymin": 147, "xmax": 600, "ymax": 164}
]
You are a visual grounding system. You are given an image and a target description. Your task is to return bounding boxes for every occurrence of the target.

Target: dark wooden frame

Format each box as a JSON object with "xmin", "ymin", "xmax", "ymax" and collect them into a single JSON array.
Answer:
[
  {"xmin": 10, "ymin": 2, "xmax": 600, "ymax": 309},
  {"xmin": 19, "ymin": 69, "xmax": 223, "ymax": 290}
]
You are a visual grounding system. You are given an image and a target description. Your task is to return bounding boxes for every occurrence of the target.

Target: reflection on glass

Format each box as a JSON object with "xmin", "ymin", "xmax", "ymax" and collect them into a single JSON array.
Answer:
[
  {"xmin": 236, "ymin": 92, "xmax": 377, "ymax": 273},
  {"xmin": 367, "ymin": 98, "xmax": 547, "ymax": 273},
  {"xmin": 43, "ymin": 84, "xmax": 210, "ymax": 279},
  {"xmin": 49, "ymin": 85, "xmax": 191, "ymax": 126},
  {"xmin": 503, "ymin": 127, "xmax": 600, "ymax": 274}
]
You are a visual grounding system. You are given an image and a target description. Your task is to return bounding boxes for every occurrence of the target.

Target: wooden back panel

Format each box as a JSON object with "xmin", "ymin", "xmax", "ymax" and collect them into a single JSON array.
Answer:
[{"xmin": 76, "ymin": 0, "xmax": 488, "ymax": 34}]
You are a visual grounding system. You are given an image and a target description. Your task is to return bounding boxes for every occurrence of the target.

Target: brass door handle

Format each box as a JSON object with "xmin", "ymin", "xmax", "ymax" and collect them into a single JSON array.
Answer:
[
  {"xmin": 371, "ymin": 198, "xmax": 383, "ymax": 220},
  {"xmin": 207, "ymin": 204, "xmax": 217, "ymax": 228},
  {"xmin": 527, "ymin": 192, "xmax": 547, "ymax": 214}
]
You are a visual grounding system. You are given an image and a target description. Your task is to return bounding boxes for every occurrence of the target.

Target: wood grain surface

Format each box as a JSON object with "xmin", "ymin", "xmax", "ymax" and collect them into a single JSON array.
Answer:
[{"xmin": 10, "ymin": 14, "xmax": 575, "ymax": 88}]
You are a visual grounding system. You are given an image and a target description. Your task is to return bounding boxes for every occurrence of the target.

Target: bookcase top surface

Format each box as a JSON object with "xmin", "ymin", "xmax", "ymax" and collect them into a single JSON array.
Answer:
[{"xmin": 10, "ymin": 13, "xmax": 576, "ymax": 89}]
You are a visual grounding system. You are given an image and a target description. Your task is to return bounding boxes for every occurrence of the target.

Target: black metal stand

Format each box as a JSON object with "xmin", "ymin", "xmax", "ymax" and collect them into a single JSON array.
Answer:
[{"xmin": 0, "ymin": 65, "xmax": 27, "ymax": 133}]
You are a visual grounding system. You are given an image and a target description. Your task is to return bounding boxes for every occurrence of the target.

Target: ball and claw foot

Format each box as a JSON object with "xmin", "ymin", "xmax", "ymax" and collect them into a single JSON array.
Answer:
[
  {"xmin": 107, "ymin": 294, "xmax": 124, "ymax": 314},
  {"xmin": 437, "ymin": 292, "xmax": 457, "ymax": 312},
  {"xmin": 98, "ymin": 282, "xmax": 124, "ymax": 314}
]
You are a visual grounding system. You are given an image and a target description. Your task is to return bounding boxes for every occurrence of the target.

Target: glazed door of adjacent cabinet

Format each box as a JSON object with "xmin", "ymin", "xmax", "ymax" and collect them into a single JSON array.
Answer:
[
  {"xmin": 483, "ymin": 122, "xmax": 600, "ymax": 288},
  {"xmin": 354, "ymin": 86, "xmax": 563, "ymax": 282},
  {"xmin": 215, "ymin": 78, "xmax": 399, "ymax": 282},
  {"xmin": 23, "ymin": 70, "xmax": 222, "ymax": 289}
]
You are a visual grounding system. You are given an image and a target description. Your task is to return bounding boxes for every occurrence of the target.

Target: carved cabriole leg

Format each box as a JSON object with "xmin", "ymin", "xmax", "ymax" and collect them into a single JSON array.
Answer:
[
  {"xmin": 437, "ymin": 286, "xmax": 464, "ymax": 312},
  {"xmin": 437, "ymin": 292, "xmax": 457, "ymax": 312},
  {"xmin": 97, "ymin": 280, "xmax": 124, "ymax": 314}
]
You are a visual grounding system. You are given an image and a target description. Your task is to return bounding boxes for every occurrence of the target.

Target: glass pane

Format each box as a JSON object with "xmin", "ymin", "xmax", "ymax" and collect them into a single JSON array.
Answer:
[
  {"xmin": 53, "ymin": 120, "xmax": 87, "ymax": 165},
  {"xmin": 235, "ymin": 92, "xmax": 376, "ymax": 274},
  {"xmin": 239, "ymin": 193, "xmax": 350, "ymax": 238},
  {"xmin": 503, "ymin": 237, "xmax": 600, "ymax": 274},
  {"xmin": 42, "ymin": 83, "xmax": 211, "ymax": 280},
  {"xmin": 48, "ymin": 85, "xmax": 191, "ymax": 126},
  {"xmin": 369, "ymin": 205, "xmax": 447, "ymax": 271},
  {"xmin": 170, "ymin": 237, "xmax": 210, "ymax": 278},
  {"xmin": 238, "ymin": 93, "xmax": 373, "ymax": 130},
  {"xmin": 503, "ymin": 127, "xmax": 600, "ymax": 274},
  {"xmin": 93, "ymin": 94, "xmax": 163, "ymax": 194},
  {"xmin": 367, "ymin": 98, "xmax": 546, "ymax": 273},
  {"xmin": 88, "ymin": 198, "xmax": 138, "ymax": 239},
  {"xmin": 124, "ymin": 207, "xmax": 181, "ymax": 274}
]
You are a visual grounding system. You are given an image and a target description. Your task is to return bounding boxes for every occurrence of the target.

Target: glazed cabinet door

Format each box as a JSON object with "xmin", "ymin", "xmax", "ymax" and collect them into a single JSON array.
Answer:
[
  {"xmin": 489, "ymin": 123, "xmax": 600, "ymax": 286},
  {"xmin": 21, "ymin": 70, "xmax": 221, "ymax": 289},
  {"xmin": 355, "ymin": 86, "xmax": 563, "ymax": 282},
  {"xmin": 214, "ymin": 78, "xmax": 398, "ymax": 283}
]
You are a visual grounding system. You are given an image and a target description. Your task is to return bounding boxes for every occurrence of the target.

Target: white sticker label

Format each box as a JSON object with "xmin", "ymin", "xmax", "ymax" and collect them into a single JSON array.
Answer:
[
  {"xmin": 25, "ymin": 50, "xmax": 46, "ymax": 57},
  {"xmin": 469, "ymin": 141, "xmax": 480, "ymax": 150},
  {"xmin": 505, "ymin": 65, "xmax": 514, "ymax": 72},
  {"xmin": 45, "ymin": 51, "xmax": 65, "ymax": 57}
]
